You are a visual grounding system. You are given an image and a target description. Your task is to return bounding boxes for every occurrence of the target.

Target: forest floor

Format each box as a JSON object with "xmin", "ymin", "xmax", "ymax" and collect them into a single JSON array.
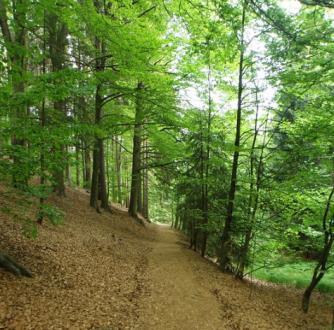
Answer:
[{"xmin": 0, "ymin": 186, "xmax": 333, "ymax": 329}]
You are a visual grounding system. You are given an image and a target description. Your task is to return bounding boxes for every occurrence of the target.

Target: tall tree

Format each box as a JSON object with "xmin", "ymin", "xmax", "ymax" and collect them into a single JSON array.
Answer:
[
  {"xmin": 89, "ymin": 0, "xmax": 110, "ymax": 212},
  {"xmin": 0, "ymin": 0, "xmax": 28, "ymax": 186},
  {"xmin": 129, "ymin": 82, "xmax": 144, "ymax": 218},
  {"xmin": 47, "ymin": 10, "xmax": 68, "ymax": 196},
  {"xmin": 219, "ymin": 0, "xmax": 247, "ymax": 271}
]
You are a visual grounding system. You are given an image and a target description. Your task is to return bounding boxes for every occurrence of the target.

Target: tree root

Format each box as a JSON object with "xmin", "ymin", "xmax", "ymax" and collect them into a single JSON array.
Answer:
[{"xmin": 0, "ymin": 252, "xmax": 32, "ymax": 277}]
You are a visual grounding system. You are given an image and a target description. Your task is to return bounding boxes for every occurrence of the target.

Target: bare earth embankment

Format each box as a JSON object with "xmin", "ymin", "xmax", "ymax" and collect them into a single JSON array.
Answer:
[{"xmin": 0, "ymin": 187, "xmax": 333, "ymax": 329}]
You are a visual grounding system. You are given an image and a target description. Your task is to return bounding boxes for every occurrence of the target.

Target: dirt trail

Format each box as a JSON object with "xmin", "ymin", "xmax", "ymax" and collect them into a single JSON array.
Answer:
[
  {"xmin": 138, "ymin": 224, "xmax": 333, "ymax": 330},
  {"xmin": 138, "ymin": 224, "xmax": 223, "ymax": 329}
]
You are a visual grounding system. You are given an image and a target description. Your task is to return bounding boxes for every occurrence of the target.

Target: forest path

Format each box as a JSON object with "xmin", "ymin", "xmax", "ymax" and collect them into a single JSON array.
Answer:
[
  {"xmin": 137, "ymin": 224, "xmax": 224, "ymax": 329},
  {"xmin": 137, "ymin": 224, "xmax": 333, "ymax": 330}
]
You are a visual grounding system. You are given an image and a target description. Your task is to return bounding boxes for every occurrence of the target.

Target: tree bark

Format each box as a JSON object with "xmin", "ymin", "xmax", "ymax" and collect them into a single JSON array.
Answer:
[
  {"xmin": 37, "ymin": 12, "xmax": 47, "ymax": 224},
  {"xmin": 90, "ymin": 81, "xmax": 109, "ymax": 211},
  {"xmin": 142, "ymin": 139, "xmax": 149, "ymax": 219},
  {"xmin": 75, "ymin": 143, "xmax": 80, "ymax": 186},
  {"xmin": 47, "ymin": 12, "xmax": 68, "ymax": 196},
  {"xmin": 115, "ymin": 136, "xmax": 123, "ymax": 204},
  {"xmin": 129, "ymin": 82, "xmax": 144, "ymax": 218},
  {"xmin": 89, "ymin": 2, "xmax": 110, "ymax": 211},
  {"xmin": 90, "ymin": 140, "xmax": 100, "ymax": 210},
  {"xmin": 84, "ymin": 140, "xmax": 91, "ymax": 189},
  {"xmin": 302, "ymin": 185, "xmax": 334, "ymax": 312},
  {"xmin": 0, "ymin": 0, "xmax": 28, "ymax": 187}
]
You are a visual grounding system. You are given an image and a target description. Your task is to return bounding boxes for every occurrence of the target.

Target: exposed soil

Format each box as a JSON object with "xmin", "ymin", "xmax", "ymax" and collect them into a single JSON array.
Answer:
[
  {"xmin": 138, "ymin": 225, "xmax": 333, "ymax": 330},
  {"xmin": 0, "ymin": 186, "xmax": 333, "ymax": 329}
]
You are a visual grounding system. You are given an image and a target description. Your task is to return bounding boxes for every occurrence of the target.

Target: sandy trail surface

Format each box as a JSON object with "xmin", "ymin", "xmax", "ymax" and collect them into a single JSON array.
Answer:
[
  {"xmin": 137, "ymin": 224, "xmax": 223, "ymax": 329},
  {"xmin": 138, "ymin": 224, "xmax": 333, "ymax": 330}
]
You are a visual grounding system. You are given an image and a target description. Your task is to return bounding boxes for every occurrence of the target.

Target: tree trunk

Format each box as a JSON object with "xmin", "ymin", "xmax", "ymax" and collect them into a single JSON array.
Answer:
[
  {"xmin": 98, "ymin": 138, "xmax": 109, "ymax": 209},
  {"xmin": 129, "ymin": 82, "xmax": 144, "ymax": 218},
  {"xmin": 302, "ymin": 185, "xmax": 334, "ymax": 312},
  {"xmin": 201, "ymin": 42, "xmax": 212, "ymax": 258},
  {"xmin": 90, "ymin": 141, "xmax": 100, "ymax": 210},
  {"xmin": 84, "ymin": 141, "xmax": 91, "ymax": 189},
  {"xmin": 0, "ymin": 0, "xmax": 28, "ymax": 187},
  {"xmin": 90, "ymin": 81, "xmax": 109, "ymax": 211},
  {"xmin": 137, "ymin": 168, "xmax": 143, "ymax": 214},
  {"xmin": 47, "ymin": 12, "xmax": 68, "ymax": 196},
  {"xmin": 37, "ymin": 13, "xmax": 47, "ymax": 224},
  {"xmin": 75, "ymin": 143, "xmax": 80, "ymax": 186},
  {"xmin": 106, "ymin": 139, "xmax": 110, "ymax": 199},
  {"xmin": 65, "ymin": 145, "xmax": 71, "ymax": 185},
  {"xmin": 142, "ymin": 139, "xmax": 149, "ymax": 219},
  {"xmin": 89, "ymin": 5, "xmax": 110, "ymax": 211},
  {"xmin": 237, "ymin": 90, "xmax": 267, "ymax": 278},
  {"xmin": 115, "ymin": 136, "xmax": 122, "ymax": 204},
  {"xmin": 219, "ymin": 2, "xmax": 246, "ymax": 272},
  {"xmin": 76, "ymin": 40, "xmax": 91, "ymax": 190}
]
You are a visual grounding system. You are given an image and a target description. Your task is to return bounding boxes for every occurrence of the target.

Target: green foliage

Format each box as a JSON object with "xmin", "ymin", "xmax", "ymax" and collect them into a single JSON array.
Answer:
[
  {"xmin": 252, "ymin": 261, "xmax": 334, "ymax": 293},
  {"xmin": 37, "ymin": 204, "xmax": 64, "ymax": 226},
  {"xmin": 22, "ymin": 219, "xmax": 38, "ymax": 239}
]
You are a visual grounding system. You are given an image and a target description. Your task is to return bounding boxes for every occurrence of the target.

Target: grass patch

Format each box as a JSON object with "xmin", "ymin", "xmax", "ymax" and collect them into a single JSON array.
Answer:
[{"xmin": 251, "ymin": 261, "xmax": 334, "ymax": 293}]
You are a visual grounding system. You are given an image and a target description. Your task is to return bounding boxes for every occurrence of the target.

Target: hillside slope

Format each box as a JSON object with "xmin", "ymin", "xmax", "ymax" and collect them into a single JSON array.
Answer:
[
  {"xmin": 0, "ymin": 187, "xmax": 152, "ymax": 329},
  {"xmin": 0, "ymin": 186, "xmax": 333, "ymax": 329}
]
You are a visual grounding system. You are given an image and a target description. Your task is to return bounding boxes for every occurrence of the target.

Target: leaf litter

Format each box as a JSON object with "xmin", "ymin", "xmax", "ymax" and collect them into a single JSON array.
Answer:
[{"xmin": 0, "ymin": 186, "xmax": 333, "ymax": 329}]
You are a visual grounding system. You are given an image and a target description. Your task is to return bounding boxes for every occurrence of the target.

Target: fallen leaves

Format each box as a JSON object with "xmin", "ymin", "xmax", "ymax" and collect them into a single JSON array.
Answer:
[
  {"xmin": 1, "ymin": 185, "xmax": 332, "ymax": 329},
  {"xmin": 0, "ymin": 186, "xmax": 151, "ymax": 329}
]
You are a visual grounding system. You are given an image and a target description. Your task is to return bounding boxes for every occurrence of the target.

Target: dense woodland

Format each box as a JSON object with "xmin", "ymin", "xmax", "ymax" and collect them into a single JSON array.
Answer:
[{"xmin": 0, "ymin": 0, "xmax": 334, "ymax": 317}]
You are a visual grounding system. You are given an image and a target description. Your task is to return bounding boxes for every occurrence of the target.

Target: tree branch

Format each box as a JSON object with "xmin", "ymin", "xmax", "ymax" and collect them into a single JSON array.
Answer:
[{"xmin": 299, "ymin": 0, "xmax": 334, "ymax": 7}]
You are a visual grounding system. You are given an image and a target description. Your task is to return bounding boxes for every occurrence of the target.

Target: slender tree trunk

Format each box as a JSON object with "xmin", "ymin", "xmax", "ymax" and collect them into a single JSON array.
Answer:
[
  {"xmin": 37, "ymin": 11, "xmax": 46, "ymax": 224},
  {"xmin": 98, "ymin": 138, "xmax": 109, "ymax": 208},
  {"xmin": 302, "ymin": 185, "xmax": 334, "ymax": 312},
  {"xmin": 109, "ymin": 138, "xmax": 114, "ymax": 201},
  {"xmin": 237, "ymin": 94, "xmax": 267, "ymax": 278},
  {"xmin": 201, "ymin": 42, "xmax": 212, "ymax": 258},
  {"xmin": 81, "ymin": 141, "xmax": 86, "ymax": 187},
  {"xmin": 142, "ymin": 139, "xmax": 149, "ymax": 219},
  {"xmin": 115, "ymin": 136, "xmax": 122, "ymax": 204},
  {"xmin": 137, "ymin": 168, "xmax": 143, "ymax": 214},
  {"xmin": 84, "ymin": 141, "xmax": 91, "ymax": 189},
  {"xmin": 90, "ymin": 140, "xmax": 100, "ymax": 210},
  {"xmin": 125, "ymin": 157, "xmax": 130, "ymax": 208},
  {"xmin": 76, "ymin": 39, "xmax": 91, "ymax": 190},
  {"xmin": 129, "ymin": 82, "xmax": 144, "ymax": 217},
  {"xmin": 219, "ymin": 2, "xmax": 246, "ymax": 271},
  {"xmin": 106, "ymin": 139, "xmax": 110, "ymax": 199},
  {"xmin": 75, "ymin": 143, "xmax": 80, "ymax": 186},
  {"xmin": 65, "ymin": 145, "xmax": 71, "ymax": 185}
]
